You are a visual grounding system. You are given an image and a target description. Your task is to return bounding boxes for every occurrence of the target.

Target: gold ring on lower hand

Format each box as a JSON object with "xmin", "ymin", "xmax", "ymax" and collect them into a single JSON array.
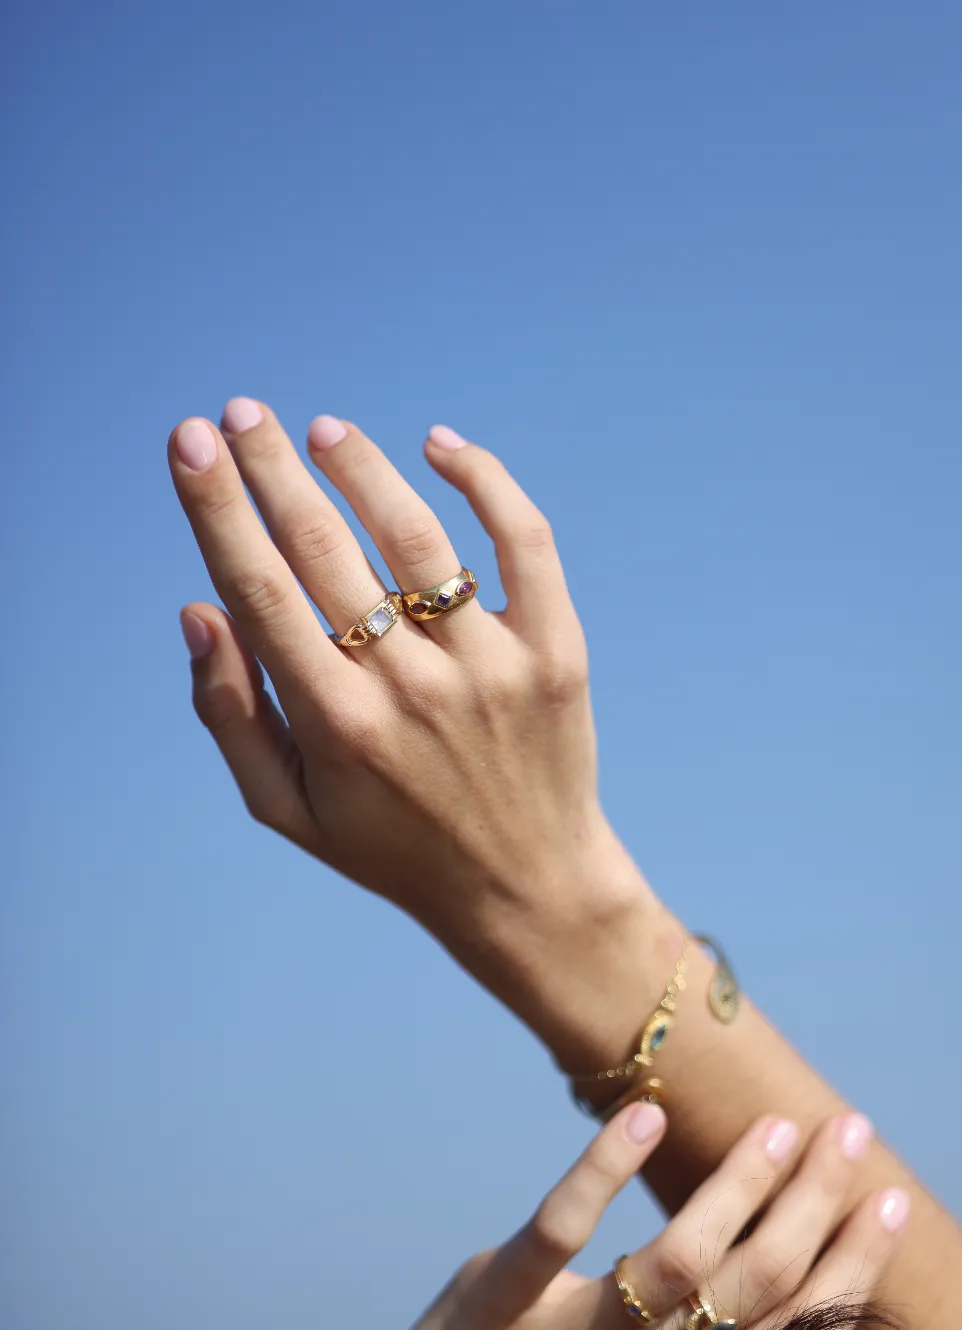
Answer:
[{"xmin": 612, "ymin": 1256, "xmax": 654, "ymax": 1324}]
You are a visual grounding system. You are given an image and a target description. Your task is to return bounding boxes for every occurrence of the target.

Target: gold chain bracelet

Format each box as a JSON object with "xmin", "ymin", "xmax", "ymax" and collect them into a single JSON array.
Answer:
[{"xmin": 567, "ymin": 933, "xmax": 739, "ymax": 1118}]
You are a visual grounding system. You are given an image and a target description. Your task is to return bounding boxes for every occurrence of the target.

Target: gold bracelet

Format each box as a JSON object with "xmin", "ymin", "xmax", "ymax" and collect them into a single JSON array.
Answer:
[{"xmin": 567, "ymin": 933, "xmax": 739, "ymax": 1117}]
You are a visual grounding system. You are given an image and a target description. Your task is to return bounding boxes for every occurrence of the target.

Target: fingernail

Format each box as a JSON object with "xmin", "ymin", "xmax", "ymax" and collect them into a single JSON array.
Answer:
[
  {"xmin": 879, "ymin": 1188, "xmax": 910, "ymax": 1232},
  {"xmin": 428, "ymin": 424, "xmax": 467, "ymax": 450},
  {"xmin": 221, "ymin": 397, "xmax": 262, "ymax": 434},
  {"xmin": 765, "ymin": 1119, "xmax": 799, "ymax": 1162},
  {"xmin": 308, "ymin": 415, "xmax": 348, "ymax": 450},
  {"xmin": 180, "ymin": 611, "xmax": 213, "ymax": 659},
  {"xmin": 624, "ymin": 1103, "xmax": 665, "ymax": 1144},
  {"xmin": 840, "ymin": 1113, "xmax": 874, "ymax": 1161},
  {"xmin": 175, "ymin": 420, "xmax": 218, "ymax": 471}
]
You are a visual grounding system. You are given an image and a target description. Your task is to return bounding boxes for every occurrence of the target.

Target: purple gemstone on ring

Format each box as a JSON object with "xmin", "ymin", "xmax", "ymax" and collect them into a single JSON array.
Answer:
[
  {"xmin": 410, "ymin": 601, "xmax": 431, "ymax": 615},
  {"xmin": 435, "ymin": 591, "xmax": 453, "ymax": 608},
  {"xmin": 456, "ymin": 581, "xmax": 474, "ymax": 596}
]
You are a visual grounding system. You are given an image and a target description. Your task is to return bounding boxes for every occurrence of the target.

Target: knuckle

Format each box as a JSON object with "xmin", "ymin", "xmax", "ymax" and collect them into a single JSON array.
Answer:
[
  {"xmin": 528, "ymin": 1198, "xmax": 587, "ymax": 1262},
  {"xmin": 193, "ymin": 679, "xmax": 244, "ymax": 738},
  {"xmin": 241, "ymin": 788, "xmax": 279, "ymax": 829},
  {"xmin": 242, "ymin": 785, "xmax": 305, "ymax": 840},
  {"xmin": 393, "ymin": 658, "xmax": 450, "ymax": 712},
  {"xmin": 388, "ymin": 517, "xmax": 445, "ymax": 569},
  {"xmin": 510, "ymin": 512, "xmax": 554, "ymax": 551},
  {"xmin": 325, "ymin": 703, "xmax": 381, "ymax": 755},
  {"xmin": 230, "ymin": 566, "xmax": 291, "ymax": 620},
  {"xmin": 534, "ymin": 648, "xmax": 588, "ymax": 707},
  {"xmin": 285, "ymin": 513, "xmax": 345, "ymax": 569},
  {"xmin": 748, "ymin": 1244, "xmax": 808, "ymax": 1302},
  {"xmin": 230, "ymin": 426, "xmax": 281, "ymax": 464},
  {"xmin": 648, "ymin": 1233, "xmax": 703, "ymax": 1300},
  {"xmin": 196, "ymin": 483, "xmax": 241, "ymax": 522}
]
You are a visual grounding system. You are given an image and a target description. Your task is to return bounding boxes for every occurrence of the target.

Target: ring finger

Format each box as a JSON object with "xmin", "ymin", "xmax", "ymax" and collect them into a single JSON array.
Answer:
[{"xmin": 610, "ymin": 1115, "xmax": 802, "ymax": 1322}]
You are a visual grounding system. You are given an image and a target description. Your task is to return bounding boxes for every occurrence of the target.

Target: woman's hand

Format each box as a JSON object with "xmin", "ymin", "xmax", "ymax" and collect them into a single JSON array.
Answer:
[
  {"xmin": 414, "ymin": 1106, "xmax": 907, "ymax": 1330},
  {"xmin": 171, "ymin": 401, "xmax": 664, "ymax": 1066}
]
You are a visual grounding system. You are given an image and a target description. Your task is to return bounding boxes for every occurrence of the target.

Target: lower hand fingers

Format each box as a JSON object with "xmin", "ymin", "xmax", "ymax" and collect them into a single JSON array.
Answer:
[
  {"xmin": 706, "ymin": 1112, "xmax": 875, "ymax": 1323},
  {"xmin": 614, "ymin": 1115, "xmax": 801, "ymax": 1322},
  {"xmin": 470, "ymin": 1103, "xmax": 666, "ymax": 1328},
  {"xmin": 758, "ymin": 1187, "xmax": 909, "ymax": 1330}
]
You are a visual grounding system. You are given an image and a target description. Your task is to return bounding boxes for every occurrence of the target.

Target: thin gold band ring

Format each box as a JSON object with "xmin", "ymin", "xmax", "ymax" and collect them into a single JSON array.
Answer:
[{"xmin": 612, "ymin": 1256, "xmax": 654, "ymax": 1324}]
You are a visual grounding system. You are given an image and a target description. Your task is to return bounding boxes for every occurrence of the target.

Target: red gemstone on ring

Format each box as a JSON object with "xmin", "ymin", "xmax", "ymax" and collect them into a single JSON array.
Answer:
[
  {"xmin": 410, "ymin": 601, "xmax": 432, "ymax": 615},
  {"xmin": 457, "ymin": 581, "xmax": 474, "ymax": 596}
]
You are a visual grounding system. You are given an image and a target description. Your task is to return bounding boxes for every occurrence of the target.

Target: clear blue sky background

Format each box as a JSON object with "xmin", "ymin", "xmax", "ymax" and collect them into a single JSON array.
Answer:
[{"xmin": 3, "ymin": 3, "xmax": 959, "ymax": 1327}]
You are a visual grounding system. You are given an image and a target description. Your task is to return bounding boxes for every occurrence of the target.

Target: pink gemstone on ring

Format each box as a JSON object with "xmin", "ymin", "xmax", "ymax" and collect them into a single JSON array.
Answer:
[{"xmin": 457, "ymin": 581, "xmax": 474, "ymax": 596}]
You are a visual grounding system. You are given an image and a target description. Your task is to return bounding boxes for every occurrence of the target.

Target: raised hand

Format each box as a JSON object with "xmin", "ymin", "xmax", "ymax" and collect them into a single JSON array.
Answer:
[{"xmin": 170, "ymin": 401, "xmax": 657, "ymax": 1066}]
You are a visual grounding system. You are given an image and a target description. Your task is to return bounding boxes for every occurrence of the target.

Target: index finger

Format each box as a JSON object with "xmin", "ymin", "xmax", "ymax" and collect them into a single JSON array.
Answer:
[
  {"xmin": 168, "ymin": 417, "xmax": 342, "ymax": 705},
  {"xmin": 467, "ymin": 1103, "xmax": 666, "ymax": 1328}
]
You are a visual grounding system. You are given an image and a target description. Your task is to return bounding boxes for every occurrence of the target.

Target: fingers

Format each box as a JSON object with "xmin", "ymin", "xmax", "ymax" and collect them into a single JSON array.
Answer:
[
  {"xmin": 466, "ymin": 1103, "xmax": 666, "ymax": 1329},
  {"xmin": 180, "ymin": 604, "xmax": 321, "ymax": 853},
  {"xmin": 168, "ymin": 418, "xmax": 339, "ymax": 703},
  {"xmin": 705, "ymin": 1113, "xmax": 875, "ymax": 1324},
  {"xmin": 307, "ymin": 415, "xmax": 488, "ymax": 647},
  {"xmin": 758, "ymin": 1186, "xmax": 909, "ymax": 1330},
  {"xmin": 220, "ymin": 399, "xmax": 402, "ymax": 643},
  {"xmin": 425, "ymin": 424, "xmax": 582, "ymax": 651},
  {"xmin": 616, "ymin": 1115, "xmax": 802, "ymax": 1320}
]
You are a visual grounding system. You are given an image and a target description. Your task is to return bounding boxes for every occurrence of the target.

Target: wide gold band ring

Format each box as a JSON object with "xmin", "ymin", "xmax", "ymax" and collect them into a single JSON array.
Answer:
[
  {"xmin": 332, "ymin": 592, "xmax": 404, "ymax": 647},
  {"xmin": 686, "ymin": 1294, "xmax": 737, "ymax": 1329},
  {"xmin": 613, "ymin": 1256, "xmax": 654, "ymax": 1324},
  {"xmin": 402, "ymin": 569, "xmax": 477, "ymax": 622}
]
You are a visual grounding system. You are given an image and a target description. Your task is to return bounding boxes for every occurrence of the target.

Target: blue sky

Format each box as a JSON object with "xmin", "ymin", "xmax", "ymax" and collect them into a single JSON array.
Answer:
[{"xmin": 3, "ymin": 2, "xmax": 960, "ymax": 1327}]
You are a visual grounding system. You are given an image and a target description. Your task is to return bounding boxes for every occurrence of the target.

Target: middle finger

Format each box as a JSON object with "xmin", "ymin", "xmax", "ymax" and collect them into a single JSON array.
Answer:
[{"xmin": 307, "ymin": 413, "xmax": 489, "ymax": 649}]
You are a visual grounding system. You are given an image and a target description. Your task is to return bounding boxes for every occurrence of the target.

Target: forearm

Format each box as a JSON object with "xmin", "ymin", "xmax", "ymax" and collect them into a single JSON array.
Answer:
[{"xmin": 460, "ymin": 848, "xmax": 961, "ymax": 1330}]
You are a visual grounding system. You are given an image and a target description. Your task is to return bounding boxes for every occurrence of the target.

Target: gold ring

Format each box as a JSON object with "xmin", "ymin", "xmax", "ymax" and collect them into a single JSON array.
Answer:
[
  {"xmin": 686, "ymin": 1294, "xmax": 737, "ymax": 1329},
  {"xmin": 332, "ymin": 592, "xmax": 403, "ymax": 647},
  {"xmin": 402, "ymin": 569, "xmax": 477, "ymax": 621},
  {"xmin": 613, "ymin": 1256, "xmax": 654, "ymax": 1324}
]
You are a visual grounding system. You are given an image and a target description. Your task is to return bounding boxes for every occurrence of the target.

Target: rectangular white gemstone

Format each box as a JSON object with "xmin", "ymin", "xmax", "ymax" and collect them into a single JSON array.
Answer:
[{"xmin": 365, "ymin": 605, "xmax": 395, "ymax": 636}]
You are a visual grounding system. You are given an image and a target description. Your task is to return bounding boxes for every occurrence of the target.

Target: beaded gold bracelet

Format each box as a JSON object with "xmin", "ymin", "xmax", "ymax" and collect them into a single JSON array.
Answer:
[{"xmin": 568, "ymin": 933, "xmax": 739, "ymax": 1118}]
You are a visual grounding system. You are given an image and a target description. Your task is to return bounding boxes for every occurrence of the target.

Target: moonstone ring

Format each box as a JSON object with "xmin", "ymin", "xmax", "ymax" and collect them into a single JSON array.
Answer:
[
  {"xmin": 402, "ymin": 569, "xmax": 478, "ymax": 622},
  {"xmin": 332, "ymin": 592, "xmax": 404, "ymax": 647}
]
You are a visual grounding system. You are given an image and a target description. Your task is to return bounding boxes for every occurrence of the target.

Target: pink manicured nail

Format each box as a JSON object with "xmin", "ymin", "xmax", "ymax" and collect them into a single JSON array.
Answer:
[
  {"xmin": 840, "ymin": 1113, "xmax": 873, "ymax": 1161},
  {"xmin": 221, "ymin": 397, "xmax": 263, "ymax": 434},
  {"xmin": 624, "ymin": 1103, "xmax": 665, "ymax": 1144},
  {"xmin": 428, "ymin": 424, "xmax": 467, "ymax": 450},
  {"xmin": 765, "ymin": 1119, "xmax": 799, "ymax": 1162},
  {"xmin": 308, "ymin": 415, "xmax": 348, "ymax": 450},
  {"xmin": 175, "ymin": 420, "xmax": 218, "ymax": 471},
  {"xmin": 879, "ymin": 1188, "xmax": 910, "ymax": 1232},
  {"xmin": 180, "ymin": 611, "xmax": 213, "ymax": 659}
]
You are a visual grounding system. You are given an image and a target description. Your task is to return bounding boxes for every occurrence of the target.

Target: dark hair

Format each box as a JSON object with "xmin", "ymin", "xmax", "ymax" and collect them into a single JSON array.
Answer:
[{"xmin": 778, "ymin": 1300, "xmax": 903, "ymax": 1330}]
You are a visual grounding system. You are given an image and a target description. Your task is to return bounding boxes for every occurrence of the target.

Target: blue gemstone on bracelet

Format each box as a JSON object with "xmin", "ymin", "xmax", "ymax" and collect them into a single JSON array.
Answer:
[
  {"xmin": 650, "ymin": 1022, "xmax": 667, "ymax": 1050},
  {"xmin": 628, "ymin": 1308, "xmax": 642, "ymax": 1319}
]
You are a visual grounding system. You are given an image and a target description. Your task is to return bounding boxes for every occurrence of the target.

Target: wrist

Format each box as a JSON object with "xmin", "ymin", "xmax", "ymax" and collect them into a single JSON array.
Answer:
[{"xmin": 463, "ymin": 830, "xmax": 683, "ymax": 1073}]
